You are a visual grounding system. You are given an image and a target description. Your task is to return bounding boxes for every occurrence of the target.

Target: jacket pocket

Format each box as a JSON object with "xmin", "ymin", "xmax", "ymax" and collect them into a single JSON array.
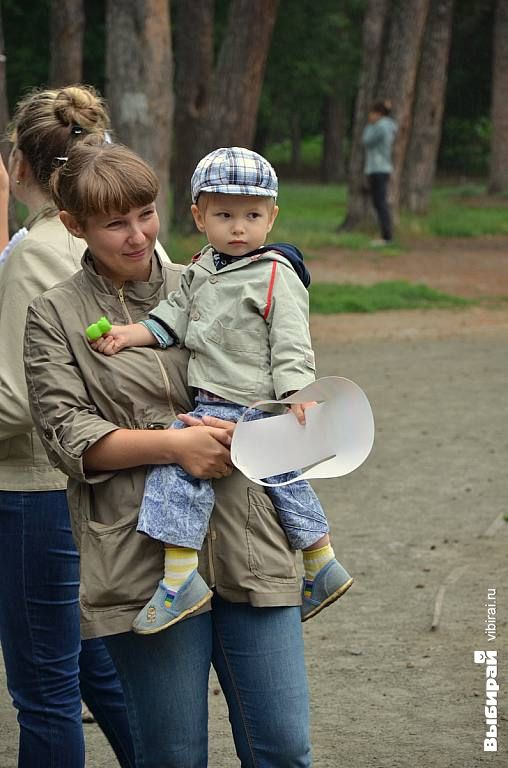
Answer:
[
  {"xmin": 80, "ymin": 509, "xmax": 163, "ymax": 610},
  {"xmin": 208, "ymin": 319, "xmax": 261, "ymax": 353},
  {"xmin": 246, "ymin": 488, "xmax": 297, "ymax": 582},
  {"xmin": 206, "ymin": 320, "xmax": 263, "ymax": 395}
]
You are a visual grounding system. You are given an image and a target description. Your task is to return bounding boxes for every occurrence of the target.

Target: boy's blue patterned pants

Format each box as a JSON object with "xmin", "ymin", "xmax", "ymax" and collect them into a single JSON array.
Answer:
[{"xmin": 137, "ymin": 398, "xmax": 329, "ymax": 550}]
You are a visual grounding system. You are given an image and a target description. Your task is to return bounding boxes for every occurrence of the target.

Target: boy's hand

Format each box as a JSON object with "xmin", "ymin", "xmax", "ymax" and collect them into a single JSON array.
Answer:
[
  {"xmin": 89, "ymin": 323, "xmax": 155, "ymax": 356},
  {"xmin": 290, "ymin": 401, "xmax": 317, "ymax": 426}
]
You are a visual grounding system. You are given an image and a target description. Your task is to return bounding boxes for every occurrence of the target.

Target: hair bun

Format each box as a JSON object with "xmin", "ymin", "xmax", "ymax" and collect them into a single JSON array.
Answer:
[{"xmin": 54, "ymin": 85, "xmax": 110, "ymax": 131}]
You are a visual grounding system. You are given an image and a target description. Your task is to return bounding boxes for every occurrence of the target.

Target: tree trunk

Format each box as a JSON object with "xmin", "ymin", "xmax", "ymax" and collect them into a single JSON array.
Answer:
[
  {"xmin": 0, "ymin": 4, "xmax": 18, "ymax": 235},
  {"xmin": 321, "ymin": 91, "xmax": 345, "ymax": 183},
  {"xmin": 204, "ymin": 0, "xmax": 280, "ymax": 151},
  {"xmin": 172, "ymin": 0, "xmax": 214, "ymax": 230},
  {"xmin": 342, "ymin": 0, "xmax": 391, "ymax": 230},
  {"xmin": 488, "ymin": 0, "xmax": 508, "ymax": 193},
  {"xmin": 401, "ymin": 0, "xmax": 455, "ymax": 213},
  {"xmin": 377, "ymin": 0, "xmax": 431, "ymax": 212},
  {"xmin": 49, "ymin": 0, "xmax": 84, "ymax": 87},
  {"xmin": 172, "ymin": 0, "xmax": 279, "ymax": 232},
  {"xmin": 106, "ymin": 0, "xmax": 173, "ymax": 244}
]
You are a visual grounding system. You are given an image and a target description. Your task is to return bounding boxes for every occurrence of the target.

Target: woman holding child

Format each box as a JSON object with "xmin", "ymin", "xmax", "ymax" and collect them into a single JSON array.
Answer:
[{"xmin": 24, "ymin": 136, "xmax": 313, "ymax": 766}]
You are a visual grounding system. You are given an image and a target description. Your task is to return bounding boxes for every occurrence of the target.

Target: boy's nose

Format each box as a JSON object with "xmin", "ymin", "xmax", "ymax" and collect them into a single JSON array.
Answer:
[{"xmin": 231, "ymin": 219, "xmax": 245, "ymax": 234}]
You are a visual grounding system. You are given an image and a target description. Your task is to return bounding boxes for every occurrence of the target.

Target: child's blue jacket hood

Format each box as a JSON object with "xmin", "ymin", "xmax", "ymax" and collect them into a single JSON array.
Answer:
[{"xmin": 259, "ymin": 242, "xmax": 311, "ymax": 288}]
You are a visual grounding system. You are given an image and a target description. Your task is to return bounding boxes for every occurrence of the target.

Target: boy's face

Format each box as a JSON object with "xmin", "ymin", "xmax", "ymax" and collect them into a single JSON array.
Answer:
[{"xmin": 191, "ymin": 193, "xmax": 279, "ymax": 257}]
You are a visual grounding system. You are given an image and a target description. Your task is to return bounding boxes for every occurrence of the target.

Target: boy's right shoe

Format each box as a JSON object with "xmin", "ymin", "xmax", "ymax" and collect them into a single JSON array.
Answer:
[
  {"xmin": 301, "ymin": 559, "xmax": 353, "ymax": 622},
  {"xmin": 132, "ymin": 570, "xmax": 213, "ymax": 635}
]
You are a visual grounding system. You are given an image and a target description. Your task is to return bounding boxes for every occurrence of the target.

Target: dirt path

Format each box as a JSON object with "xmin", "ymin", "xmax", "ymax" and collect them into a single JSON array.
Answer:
[
  {"xmin": 1, "ymin": 238, "xmax": 506, "ymax": 766},
  {"xmin": 310, "ymin": 236, "xmax": 508, "ymax": 299}
]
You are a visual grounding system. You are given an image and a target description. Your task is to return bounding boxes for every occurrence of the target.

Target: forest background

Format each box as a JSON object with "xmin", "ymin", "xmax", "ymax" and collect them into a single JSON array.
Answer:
[{"xmin": 0, "ymin": 0, "xmax": 504, "ymax": 251}]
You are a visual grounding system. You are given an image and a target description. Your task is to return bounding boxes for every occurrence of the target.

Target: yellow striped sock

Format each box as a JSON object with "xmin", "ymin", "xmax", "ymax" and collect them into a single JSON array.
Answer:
[
  {"xmin": 303, "ymin": 544, "xmax": 334, "ymax": 587},
  {"xmin": 163, "ymin": 547, "xmax": 198, "ymax": 607}
]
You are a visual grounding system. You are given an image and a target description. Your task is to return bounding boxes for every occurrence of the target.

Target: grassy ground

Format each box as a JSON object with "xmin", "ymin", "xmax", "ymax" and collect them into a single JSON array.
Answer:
[{"xmin": 309, "ymin": 281, "xmax": 472, "ymax": 314}]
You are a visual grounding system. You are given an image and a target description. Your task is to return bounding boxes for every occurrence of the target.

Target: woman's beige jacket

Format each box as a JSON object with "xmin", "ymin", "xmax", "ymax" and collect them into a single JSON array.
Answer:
[
  {"xmin": 0, "ymin": 209, "xmax": 84, "ymax": 491},
  {"xmin": 24, "ymin": 252, "xmax": 300, "ymax": 639}
]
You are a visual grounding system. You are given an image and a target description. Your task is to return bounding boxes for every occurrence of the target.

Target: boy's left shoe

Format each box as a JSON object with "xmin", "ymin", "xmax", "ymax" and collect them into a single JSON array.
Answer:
[
  {"xmin": 132, "ymin": 571, "xmax": 212, "ymax": 635},
  {"xmin": 301, "ymin": 559, "xmax": 353, "ymax": 622}
]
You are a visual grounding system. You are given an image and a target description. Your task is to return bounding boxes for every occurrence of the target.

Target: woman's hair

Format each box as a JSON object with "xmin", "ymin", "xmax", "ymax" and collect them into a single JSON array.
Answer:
[
  {"xmin": 8, "ymin": 84, "xmax": 110, "ymax": 192},
  {"xmin": 371, "ymin": 99, "xmax": 392, "ymax": 117},
  {"xmin": 50, "ymin": 136, "xmax": 160, "ymax": 225}
]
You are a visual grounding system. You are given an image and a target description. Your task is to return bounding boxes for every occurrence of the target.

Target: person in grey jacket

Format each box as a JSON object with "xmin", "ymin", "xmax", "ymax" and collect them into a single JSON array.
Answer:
[
  {"xmin": 25, "ymin": 138, "xmax": 313, "ymax": 767},
  {"xmin": 89, "ymin": 147, "xmax": 353, "ymax": 634},
  {"xmin": 362, "ymin": 100, "xmax": 398, "ymax": 245},
  {"xmin": 0, "ymin": 86, "xmax": 134, "ymax": 768}
]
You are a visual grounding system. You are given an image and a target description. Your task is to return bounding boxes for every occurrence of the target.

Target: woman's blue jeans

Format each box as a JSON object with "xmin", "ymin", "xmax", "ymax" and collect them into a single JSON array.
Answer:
[
  {"xmin": 105, "ymin": 593, "xmax": 312, "ymax": 768},
  {"xmin": 0, "ymin": 490, "xmax": 135, "ymax": 768}
]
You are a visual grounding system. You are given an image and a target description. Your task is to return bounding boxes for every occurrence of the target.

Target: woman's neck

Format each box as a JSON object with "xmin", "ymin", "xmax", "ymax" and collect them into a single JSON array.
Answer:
[{"xmin": 23, "ymin": 186, "xmax": 53, "ymax": 218}]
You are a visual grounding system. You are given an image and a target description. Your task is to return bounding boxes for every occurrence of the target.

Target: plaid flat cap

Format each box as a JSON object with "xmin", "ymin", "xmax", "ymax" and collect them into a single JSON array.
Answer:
[{"xmin": 191, "ymin": 147, "xmax": 278, "ymax": 203}]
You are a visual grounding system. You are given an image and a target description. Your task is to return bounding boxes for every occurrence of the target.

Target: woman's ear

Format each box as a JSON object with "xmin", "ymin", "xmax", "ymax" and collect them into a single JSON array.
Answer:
[
  {"xmin": 191, "ymin": 203, "xmax": 206, "ymax": 233},
  {"xmin": 9, "ymin": 147, "xmax": 25, "ymax": 185},
  {"xmin": 59, "ymin": 211, "xmax": 85, "ymax": 239}
]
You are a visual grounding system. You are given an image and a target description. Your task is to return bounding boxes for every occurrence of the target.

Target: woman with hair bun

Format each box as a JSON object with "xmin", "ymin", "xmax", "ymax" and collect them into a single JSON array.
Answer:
[{"xmin": 0, "ymin": 86, "xmax": 134, "ymax": 768}]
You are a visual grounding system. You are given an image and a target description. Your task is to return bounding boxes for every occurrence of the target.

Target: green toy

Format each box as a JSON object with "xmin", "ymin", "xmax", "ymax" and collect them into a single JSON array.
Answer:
[{"xmin": 86, "ymin": 316, "xmax": 112, "ymax": 341}]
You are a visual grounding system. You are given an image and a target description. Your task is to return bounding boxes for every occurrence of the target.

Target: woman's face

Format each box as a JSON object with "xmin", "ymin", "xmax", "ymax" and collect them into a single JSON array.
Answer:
[{"xmin": 68, "ymin": 204, "xmax": 160, "ymax": 286}]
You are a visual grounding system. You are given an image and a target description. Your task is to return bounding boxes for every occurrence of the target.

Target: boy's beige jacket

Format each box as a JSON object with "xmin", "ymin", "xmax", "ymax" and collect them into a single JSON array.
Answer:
[
  {"xmin": 24, "ymin": 252, "xmax": 300, "ymax": 639},
  {"xmin": 151, "ymin": 245, "xmax": 316, "ymax": 406},
  {"xmin": 0, "ymin": 210, "xmax": 84, "ymax": 491}
]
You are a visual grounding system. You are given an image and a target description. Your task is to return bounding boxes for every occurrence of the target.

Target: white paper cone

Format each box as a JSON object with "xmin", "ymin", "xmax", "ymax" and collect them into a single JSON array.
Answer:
[{"xmin": 230, "ymin": 376, "xmax": 375, "ymax": 486}]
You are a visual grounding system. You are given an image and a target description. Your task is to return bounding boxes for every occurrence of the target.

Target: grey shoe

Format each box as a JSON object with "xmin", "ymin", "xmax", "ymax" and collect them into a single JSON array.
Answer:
[
  {"xmin": 301, "ymin": 559, "xmax": 353, "ymax": 622},
  {"xmin": 132, "ymin": 571, "xmax": 213, "ymax": 635}
]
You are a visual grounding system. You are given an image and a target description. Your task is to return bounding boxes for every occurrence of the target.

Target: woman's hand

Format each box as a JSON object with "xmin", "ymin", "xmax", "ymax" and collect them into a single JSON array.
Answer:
[
  {"xmin": 0, "ymin": 155, "xmax": 9, "ymax": 253},
  {"xmin": 178, "ymin": 412, "xmax": 236, "ymax": 441},
  {"xmin": 0, "ymin": 154, "xmax": 9, "ymax": 195},
  {"xmin": 84, "ymin": 423, "xmax": 233, "ymax": 477},
  {"xmin": 174, "ymin": 424, "xmax": 233, "ymax": 479}
]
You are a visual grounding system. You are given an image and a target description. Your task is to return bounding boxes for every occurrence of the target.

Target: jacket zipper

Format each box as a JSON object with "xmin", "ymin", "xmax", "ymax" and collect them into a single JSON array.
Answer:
[{"xmin": 117, "ymin": 286, "xmax": 131, "ymax": 322}]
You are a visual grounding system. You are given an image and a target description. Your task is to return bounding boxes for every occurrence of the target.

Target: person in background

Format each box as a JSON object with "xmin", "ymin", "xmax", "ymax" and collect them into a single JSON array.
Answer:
[
  {"xmin": 24, "ymin": 137, "xmax": 312, "ymax": 767},
  {"xmin": 0, "ymin": 86, "xmax": 135, "ymax": 768},
  {"xmin": 362, "ymin": 99, "xmax": 398, "ymax": 246}
]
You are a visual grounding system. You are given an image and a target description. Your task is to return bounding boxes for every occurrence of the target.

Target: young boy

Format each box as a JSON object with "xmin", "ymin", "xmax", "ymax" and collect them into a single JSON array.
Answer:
[{"xmin": 94, "ymin": 147, "xmax": 353, "ymax": 633}]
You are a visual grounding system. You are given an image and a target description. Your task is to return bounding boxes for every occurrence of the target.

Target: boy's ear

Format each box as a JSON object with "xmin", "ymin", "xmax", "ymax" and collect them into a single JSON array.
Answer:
[
  {"xmin": 267, "ymin": 204, "xmax": 279, "ymax": 233},
  {"xmin": 59, "ymin": 211, "xmax": 85, "ymax": 239},
  {"xmin": 191, "ymin": 203, "xmax": 206, "ymax": 233}
]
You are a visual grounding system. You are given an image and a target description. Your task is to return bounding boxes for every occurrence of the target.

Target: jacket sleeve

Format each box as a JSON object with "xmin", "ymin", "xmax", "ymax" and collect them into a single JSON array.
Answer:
[
  {"xmin": 148, "ymin": 265, "xmax": 193, "ymax": 345},
  {"xmin": 0, "ymin": 237, "xmax": 80, "ymax": 441},
  {"xmin": 264, "ymin": 263, "xmax": 316, "ymax": 399},
  {"xmin": 362, "ymin": 122, "xmax": 385, "ymax": 147},
  {"xmin": 24, "ymin": 300, "xmax": 120, "ymax": 483}
]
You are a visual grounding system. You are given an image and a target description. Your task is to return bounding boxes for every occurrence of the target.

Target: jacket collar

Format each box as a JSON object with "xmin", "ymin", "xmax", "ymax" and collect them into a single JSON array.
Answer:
[{"xmin": 25, "ymin": 203, "xmax": 59, "ymax": 230}]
